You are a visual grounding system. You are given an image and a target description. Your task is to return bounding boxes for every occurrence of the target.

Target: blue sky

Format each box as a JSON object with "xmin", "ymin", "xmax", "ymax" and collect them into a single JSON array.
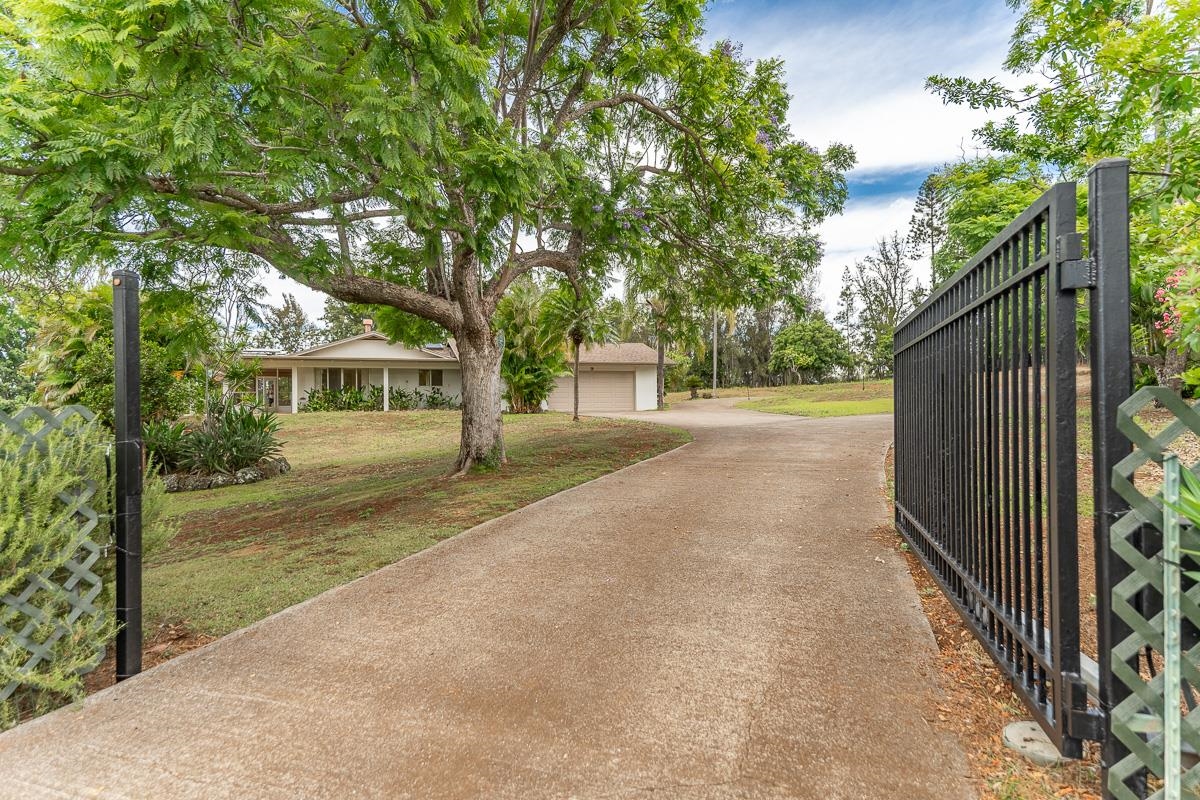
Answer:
[
  {"xmin": 703, "ymin": 0, "xmax": 1018, "ymax": 307},
  {"xmin": 268, "ymin": 0, "xmax": 1018, "ymax": 318}
]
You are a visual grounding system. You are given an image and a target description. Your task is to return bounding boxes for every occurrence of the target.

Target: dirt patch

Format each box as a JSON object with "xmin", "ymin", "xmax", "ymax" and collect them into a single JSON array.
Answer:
[{"xmin": 84, "ymin": 623, "xmax": 216, "ymax": 694}]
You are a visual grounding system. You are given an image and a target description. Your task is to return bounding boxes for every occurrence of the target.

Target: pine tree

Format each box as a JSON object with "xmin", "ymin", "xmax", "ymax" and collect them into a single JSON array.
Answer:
[
  {"xmin": 907, "ymin": 175, "xmax": 948, "ymax": 266},
  {"xmin": 255, "ymin": 295, "xmax": 320, "ymax": 353}
]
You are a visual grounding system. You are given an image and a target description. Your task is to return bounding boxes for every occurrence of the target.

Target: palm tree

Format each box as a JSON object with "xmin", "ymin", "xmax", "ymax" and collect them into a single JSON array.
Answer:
[
  {"xmin": 547, "ymin": 284, "xmax": 613, "ymax": 421},
  {"xmin": 496, "ymin": 278, "xmax": 568, "ymax": 414}
]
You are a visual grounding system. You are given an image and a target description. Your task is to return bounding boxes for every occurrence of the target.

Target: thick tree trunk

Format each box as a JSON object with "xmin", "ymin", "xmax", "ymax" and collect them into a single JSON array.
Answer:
[
  {"xmin": 453, "ymin": 328, "xmax": 505, "ymax": 475},
  {"xmin": 656, "ymin": 338, "xmax": 666, "ymax": 410},
  {"xmin": 572, "ymin": 340, "xmax": 580, "ymax": 422}
]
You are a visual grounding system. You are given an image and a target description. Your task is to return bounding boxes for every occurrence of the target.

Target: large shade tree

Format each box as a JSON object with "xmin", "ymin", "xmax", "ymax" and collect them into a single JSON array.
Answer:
[{"xmin": 0, "ymin": 0, "xmax": 851, "ymax": 472}]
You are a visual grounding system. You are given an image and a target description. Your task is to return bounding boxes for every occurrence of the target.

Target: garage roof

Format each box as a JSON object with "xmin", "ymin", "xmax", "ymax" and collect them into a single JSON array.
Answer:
[{"xmin": 577, "ymin": 342, "xmax": 669, "ymax": 365}]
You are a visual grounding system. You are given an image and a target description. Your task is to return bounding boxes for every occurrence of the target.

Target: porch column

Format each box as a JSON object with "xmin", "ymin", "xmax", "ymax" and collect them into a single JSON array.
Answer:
[
  {"xmin": 383, "ymin": 367, "xmax": 390, "ymax": 411},
  {"xmin": 291, "ymin": 367, "xmax": 298, "ymax": 413}
]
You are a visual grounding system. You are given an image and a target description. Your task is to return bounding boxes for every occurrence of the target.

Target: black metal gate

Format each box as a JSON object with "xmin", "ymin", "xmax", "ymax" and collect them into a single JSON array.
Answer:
[{"xmin": 893, "ymin": 159, "xmax": 1134, "ymax": 788}]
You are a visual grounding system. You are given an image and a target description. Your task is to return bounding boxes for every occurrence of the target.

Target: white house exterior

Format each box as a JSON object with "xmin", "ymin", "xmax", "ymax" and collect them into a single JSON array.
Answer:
[
  {"xmin": 246, "ymin": 333, "xmax": 660, "ymax": 414},
  {"xmin": 545, "ymin": 342, "xmax": 663, "ymax": 412},
  {"xmin": 246, "ymin": 332, "xmax": 461, "ymax": 413}
]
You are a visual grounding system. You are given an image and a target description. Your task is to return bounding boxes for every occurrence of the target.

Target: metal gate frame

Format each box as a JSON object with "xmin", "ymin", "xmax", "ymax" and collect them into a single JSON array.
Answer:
[{"xmin": 893, "ymin": 159, "xmax": 1134, "ymax": 791}]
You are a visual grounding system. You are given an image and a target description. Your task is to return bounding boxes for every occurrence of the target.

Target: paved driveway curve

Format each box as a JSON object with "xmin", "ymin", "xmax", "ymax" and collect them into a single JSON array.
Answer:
[{"xmin": 0, "ymin": 400, "xmax": 972, "ymax": 800}]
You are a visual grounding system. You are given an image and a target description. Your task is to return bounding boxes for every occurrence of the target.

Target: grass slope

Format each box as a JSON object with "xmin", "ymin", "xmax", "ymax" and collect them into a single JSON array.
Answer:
[
  {"xmin": 669, "ymin": 380, "xmax": 894, "ymax": 417},
  {"xmin": 152, "ymin": 411, "xmax": 689, "ymax": 636}
]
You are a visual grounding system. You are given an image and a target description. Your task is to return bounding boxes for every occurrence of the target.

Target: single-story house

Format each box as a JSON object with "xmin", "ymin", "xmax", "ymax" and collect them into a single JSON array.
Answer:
[
  {"xmin": 245, "ymin": 322, "xmax": 662, "ymax": 413},
  {"xmin": 244, "ymin": 324, "xmax": 461, "ymax": 413}
]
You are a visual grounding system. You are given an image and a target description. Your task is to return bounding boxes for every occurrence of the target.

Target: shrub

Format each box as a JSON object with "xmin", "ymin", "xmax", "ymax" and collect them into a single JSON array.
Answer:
[
  {"xmin": 301, "ymin": 386, "xmax": 378, "ymax": 412},
  {"xmin": 181, "ymin": 406, "xmax": 282, "ymax": 475},
  {"xmin": 1, "ymin": 414, "xmax": 176, "ymax": 729},
  {"xmin": 143, "ymin": 419, "xmax": 187, "ymax": 472},
  {"xmin": 303, "ymin": 385, "xmax": 460, "ymax": 411},
  {"xmin": 388, "ymin": 386, "xmax": 419, "ymax": 410},
  {"xmin": 420, "ymin": 387, "xmax": 460, "ymax": 410},
  {"xmin": 75, "ymin": 337, "xmax": 198, "ymax": 426}
]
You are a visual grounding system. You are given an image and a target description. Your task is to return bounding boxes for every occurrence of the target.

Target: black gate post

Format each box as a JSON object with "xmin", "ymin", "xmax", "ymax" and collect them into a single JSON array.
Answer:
[
  {"xmin": 112, "ymin": 270, "xmax": 143, "ymax": 681},
  {"xmin": 1087, "ymin": 158, "xmax": 1139, "ymax": 798}
]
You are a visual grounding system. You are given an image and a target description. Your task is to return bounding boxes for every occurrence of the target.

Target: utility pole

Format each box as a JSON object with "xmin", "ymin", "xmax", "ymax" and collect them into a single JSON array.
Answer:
[{"xmin": 711, "ymin": 308, "xmax": 718, "ymax": 397}]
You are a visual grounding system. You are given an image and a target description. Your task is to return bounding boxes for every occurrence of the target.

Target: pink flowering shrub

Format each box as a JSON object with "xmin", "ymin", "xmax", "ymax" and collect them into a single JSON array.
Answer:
[{"xmin": 1161, "ymin": 266, "xmax": 1200, "ymax": 353}]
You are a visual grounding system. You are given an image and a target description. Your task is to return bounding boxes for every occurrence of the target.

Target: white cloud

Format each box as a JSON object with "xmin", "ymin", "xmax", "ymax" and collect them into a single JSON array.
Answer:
[
  {"xmin": 704, "ymin": 1, "xmax": 1013, "ymax": 307},
  {"xmin": 814, "ymin": 194, "xmax": 931, "ymax": 315},
  {"xmin": 706, "ymin": 2, "xmax": 1013, "ymax": 173}
]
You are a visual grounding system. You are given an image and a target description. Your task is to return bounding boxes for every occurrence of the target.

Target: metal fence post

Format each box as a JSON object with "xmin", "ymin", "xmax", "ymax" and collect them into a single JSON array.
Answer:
[
  {"xmin": 1087, "ymin": 157, "xmax": 1138, "ymax": 797},
  {"xmin": 1162, "ymin": 454, "xmax": 1182, "ymax": 800},
  {"xmin": 112, "ymin": 270, "xmax": 143, "ymax": 680}
]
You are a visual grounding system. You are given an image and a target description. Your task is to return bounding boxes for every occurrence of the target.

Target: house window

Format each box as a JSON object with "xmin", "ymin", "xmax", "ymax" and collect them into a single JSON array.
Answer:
[
  {"xmin": 320, "ymin": 368, "xmax": 368, "ymax": 390},
  {"xmin": 320, "ymin": 368, "xmax": 343, "ymax": 391},
  {"xmin": 419, "ymin": 369, "xmax": 443, "ymax": 387}
]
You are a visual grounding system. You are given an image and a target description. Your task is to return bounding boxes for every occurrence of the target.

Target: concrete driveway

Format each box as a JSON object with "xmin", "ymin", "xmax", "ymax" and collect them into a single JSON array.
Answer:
[{"xmin": 0, "ymin": 400, "xmax": 972, "ymax": 799}]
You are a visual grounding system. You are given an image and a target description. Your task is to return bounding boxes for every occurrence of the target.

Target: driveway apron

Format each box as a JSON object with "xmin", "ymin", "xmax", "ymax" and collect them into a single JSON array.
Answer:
[{"xmin": 0, "ymin": 400, "xmax": 972, "ymax": 799}]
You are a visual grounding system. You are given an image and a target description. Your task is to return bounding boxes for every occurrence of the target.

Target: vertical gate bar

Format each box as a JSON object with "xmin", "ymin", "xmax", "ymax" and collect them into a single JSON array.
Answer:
[
  {"xmin": 1046, "ymin": 181, "xmax": 1082, "ymax": 756},
  {"xmin": 965, "ymin": 276, "xmax": 974, "ymax": 611},
  {"xmin": 1021, "ymin": 239, "xmax": 1035, "ymax": 689},
  {"xmin": 990, "ymin": 251, "xmax": 1002, "ymax": 640},
  {"xmin": 1010, "ymin": 259, "xmax": 1023, "ymax": 670},
  {"xmin": 112, "ymin": 269, "xmax": 143, "ymax": 681},
  {"xmin": 1163, "ymin": 454, "xmax": 1182, "ymax": 800},
  {"xmin": 972, "ymin": 269, "xmax": 982, "ymax": 623},
  {"xmin": 1033, "ymin": 224, "xmax": 1048, "ymax": 704},
  {"xmin": 960, "ymin": 281, "xmax": 969, "ymax": 599},
  {"xmin": 1087, "ymin": 157, "xmax": 1137, "ymax": 797},
  {"xmin": 1000, "ymin": 244, "xmax": 1014, "ymax": 662}
]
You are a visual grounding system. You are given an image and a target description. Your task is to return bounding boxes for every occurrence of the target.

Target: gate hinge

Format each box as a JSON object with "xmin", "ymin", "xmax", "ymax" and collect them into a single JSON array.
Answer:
[
  {"xmin": 1059, "ymin": 258, "xmax": 1096, "ymax": 289},
  {"xmin": 1068, "ymin": 707, "xmax": 1107, "ymax": 741},
  {"xmin": 1057, "ymin": 232, "xmax": 1085, "ymax": 261}
]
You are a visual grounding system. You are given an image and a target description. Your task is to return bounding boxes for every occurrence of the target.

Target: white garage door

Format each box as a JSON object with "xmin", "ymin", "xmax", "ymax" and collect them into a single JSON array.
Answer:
[{"xmin": 547, "ymin": 371, "xmax": 635, "ymax": 412}]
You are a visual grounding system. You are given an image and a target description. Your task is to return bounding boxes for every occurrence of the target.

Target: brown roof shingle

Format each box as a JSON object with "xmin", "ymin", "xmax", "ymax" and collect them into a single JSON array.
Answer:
[{"xmin": 576, "ymin": 342, "xmax": 664, "ymax": 365}]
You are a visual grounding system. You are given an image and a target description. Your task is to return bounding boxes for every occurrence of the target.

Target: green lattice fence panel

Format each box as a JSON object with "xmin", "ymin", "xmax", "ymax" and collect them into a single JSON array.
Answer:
[
  {"xmin": 1110, "ymin": 387, "xmax": 1200, "ymax": 798},
  {"xmin": 0, "ymin": 405, "xmax": 109, "ymax": 704}
]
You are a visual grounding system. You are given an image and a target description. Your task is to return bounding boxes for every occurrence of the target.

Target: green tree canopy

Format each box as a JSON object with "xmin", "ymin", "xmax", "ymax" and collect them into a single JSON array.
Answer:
[
  {"xmin": 0, "ymin": 0, "xmax": 851, "ymax": 472},
  {"xmin": 768, "ymin": 315, "xmax": 853, "ymax": 384},
  {"xmin": 321, "ymin": 297, "xmax": 375, "ymax": 342},
  {"xmin": 495, "ymin": 278, "xmax": 567, "ymax": 415},
  {"xmin": 926, "ymin": 1, "xmax": 1200, "ymax": 386},
  {"xmin": 254, "ymin": 293, "xmax": 321, "ymax": 353},
  {"xmin": 24, "ymin": 284, "xmax": 215, "ymax": 422},
  {"xmin": 836, "ymin": 233, "xmax": 924, "ymax": 377},
  {"xmin": 0, "ymin": 301, "xmax": 35, "ymax": 413}
]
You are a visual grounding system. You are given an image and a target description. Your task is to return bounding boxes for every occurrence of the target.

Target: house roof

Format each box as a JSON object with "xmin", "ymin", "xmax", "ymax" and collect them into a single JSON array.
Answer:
[
  {"xmin": 244, "ymin": 335, "xmax": 663, "ymax": 367},
  {"xmin": 576, "ymin": 342, "xmax": 664, "ymax": 365},
  {"xmin": 245, "ymin": 332, "xmax": 457, "ymax": 362}
]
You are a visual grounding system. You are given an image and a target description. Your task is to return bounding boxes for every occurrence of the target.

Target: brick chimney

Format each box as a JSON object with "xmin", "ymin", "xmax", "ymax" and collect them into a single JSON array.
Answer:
[{"xmin": 362, "ymin": 318, "xmax": 374, "ymax": 333}]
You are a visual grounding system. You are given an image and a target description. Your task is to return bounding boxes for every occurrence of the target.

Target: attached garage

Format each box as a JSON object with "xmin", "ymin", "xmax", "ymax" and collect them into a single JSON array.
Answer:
[{"xmin": 545, "ymin": 343, "xmax": 664, "ymax": 413}]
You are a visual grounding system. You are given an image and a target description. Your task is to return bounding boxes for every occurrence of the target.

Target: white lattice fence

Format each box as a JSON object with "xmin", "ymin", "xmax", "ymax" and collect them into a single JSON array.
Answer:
[{"xmin": 0, "ymin": 406, "xmax": 110, "ymax": 709}]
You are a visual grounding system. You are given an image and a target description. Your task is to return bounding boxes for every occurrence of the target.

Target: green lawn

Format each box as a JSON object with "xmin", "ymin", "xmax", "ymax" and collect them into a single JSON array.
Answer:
[
  {"xmin": 667, "ymin": 380, "xmax": 894, "ymax": 417},
  {"xmin": 150, "ymin": 411, "xmax": 689, "ymax": 637}
]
